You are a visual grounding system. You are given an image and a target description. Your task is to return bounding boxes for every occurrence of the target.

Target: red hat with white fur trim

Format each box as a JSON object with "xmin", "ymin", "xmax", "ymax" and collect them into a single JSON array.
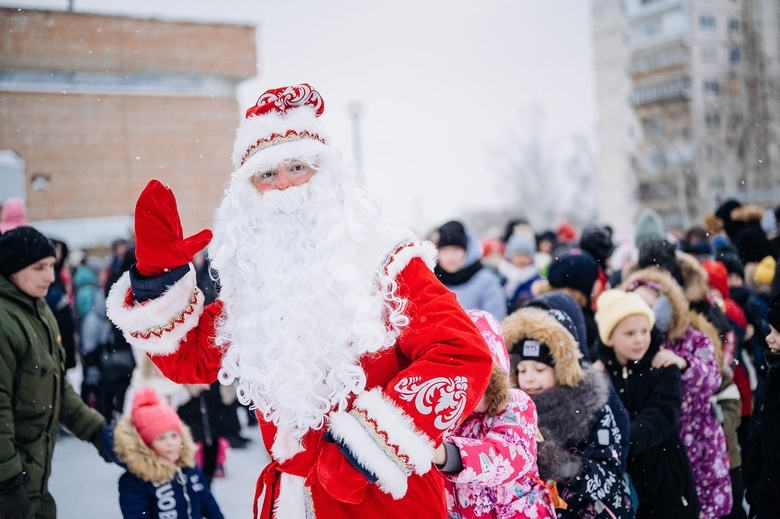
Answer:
[{"xmin": 232, "ymin": 83, "xmax": 331, "ymax": 178}]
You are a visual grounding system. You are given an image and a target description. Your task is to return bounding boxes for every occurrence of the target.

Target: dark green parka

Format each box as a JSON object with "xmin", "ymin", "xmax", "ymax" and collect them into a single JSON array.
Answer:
[{"xmin": 0, "ymin": 274, "xmax": 105, "ymax": 517}]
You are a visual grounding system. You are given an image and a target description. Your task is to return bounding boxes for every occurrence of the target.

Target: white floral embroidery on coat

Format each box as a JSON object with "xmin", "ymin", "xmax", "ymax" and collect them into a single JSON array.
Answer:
[{"xmin": 394, "ymin": 376, "xmax": 469, "ymax": 430}]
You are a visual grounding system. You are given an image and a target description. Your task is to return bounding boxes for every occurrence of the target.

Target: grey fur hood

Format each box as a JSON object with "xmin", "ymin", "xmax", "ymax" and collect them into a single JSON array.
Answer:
[{"xmin": 531, "ymin": 365, "xmax": 609, "ymax": 482}]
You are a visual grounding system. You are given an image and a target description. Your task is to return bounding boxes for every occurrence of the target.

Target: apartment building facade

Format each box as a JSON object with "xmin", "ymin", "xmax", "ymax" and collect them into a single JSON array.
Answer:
[{"xmin": 594, "ymin": 0, "xmax": 779, "ymax": 233}]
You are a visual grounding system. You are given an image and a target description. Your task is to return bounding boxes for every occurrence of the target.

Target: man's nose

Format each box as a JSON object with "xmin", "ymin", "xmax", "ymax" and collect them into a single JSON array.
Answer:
[{"xmin": 276, "ymin": 169, "xmax": 292, "ymax": 190}]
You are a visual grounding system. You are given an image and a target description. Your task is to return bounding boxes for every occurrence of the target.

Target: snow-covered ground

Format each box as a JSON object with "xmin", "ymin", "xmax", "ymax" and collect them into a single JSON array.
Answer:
[{"xmin": 50, "ymin": 422, "xmax": 270, "ymax": 518}]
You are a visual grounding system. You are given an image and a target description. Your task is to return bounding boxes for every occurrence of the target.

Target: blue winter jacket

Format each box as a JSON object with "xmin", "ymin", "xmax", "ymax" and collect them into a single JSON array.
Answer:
[
  {"xmin": 436, "ymin": 226, "xmax": 507, "ymax": 320},
  {"xmin": 103, "ymin": 418, "xmax": 224, "ymax": 519}
]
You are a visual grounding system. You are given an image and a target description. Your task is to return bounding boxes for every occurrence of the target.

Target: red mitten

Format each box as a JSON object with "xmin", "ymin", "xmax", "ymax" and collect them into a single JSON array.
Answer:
[
  {"xmin": 134, "ymin": 180, "xmax": 213, "ymax": 277},
  {"xmin": 315, "ymin": 442, "xmax": 368, "ymax": 504}
]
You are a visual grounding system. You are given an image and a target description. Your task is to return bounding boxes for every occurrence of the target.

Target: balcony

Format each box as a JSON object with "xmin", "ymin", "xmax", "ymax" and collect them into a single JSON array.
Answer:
[{"xmin": 631, "ymin": 77, "xmax": 691, "ymax": 106}]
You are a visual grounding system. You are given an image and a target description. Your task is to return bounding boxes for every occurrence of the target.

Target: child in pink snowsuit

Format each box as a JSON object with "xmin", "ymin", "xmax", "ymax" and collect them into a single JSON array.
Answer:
[{"xmin": 437, "ymin": 310, "xmax": 555, "ymax": 518}]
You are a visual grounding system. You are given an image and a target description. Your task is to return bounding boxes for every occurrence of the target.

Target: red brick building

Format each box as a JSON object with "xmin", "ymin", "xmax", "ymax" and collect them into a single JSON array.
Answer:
[{"xmin": 0, "ymin": 8, "xmax": 257, "ymax": 247}]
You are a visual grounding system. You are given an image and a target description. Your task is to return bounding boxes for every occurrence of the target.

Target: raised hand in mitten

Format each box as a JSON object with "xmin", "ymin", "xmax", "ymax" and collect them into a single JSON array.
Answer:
[{"xmin": 134, "ymin": 180, "xmax": 212, "ymax": 278}]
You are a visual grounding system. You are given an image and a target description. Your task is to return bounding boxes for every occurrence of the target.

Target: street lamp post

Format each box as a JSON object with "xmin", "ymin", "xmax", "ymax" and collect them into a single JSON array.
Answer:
[{"xmin": 347, "ymin": 100, "xmax": 364, "ymax": 173}]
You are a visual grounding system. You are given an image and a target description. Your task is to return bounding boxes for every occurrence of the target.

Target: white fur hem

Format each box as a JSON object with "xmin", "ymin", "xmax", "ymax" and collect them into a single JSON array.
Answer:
[
  {"xmin": 354, "ymin": 388, "xmax": 434, "ymax": 474},
  {"xmin": 274, "ymin": 473, "xmax": 308, "ymax": 518},
  {"xmin": 329, "ymin": 408, "xmax": 409, "ymax": 499},
  {"xmin": 105, "ymin": 267, "xmax": 204, "ymax": 355}
]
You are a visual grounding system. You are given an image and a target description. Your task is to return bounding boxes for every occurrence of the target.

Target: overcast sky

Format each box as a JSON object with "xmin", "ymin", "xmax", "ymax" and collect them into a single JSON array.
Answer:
[{"xmin": 4, "ymin": 0, "xmax": 595, "ymax": 236}]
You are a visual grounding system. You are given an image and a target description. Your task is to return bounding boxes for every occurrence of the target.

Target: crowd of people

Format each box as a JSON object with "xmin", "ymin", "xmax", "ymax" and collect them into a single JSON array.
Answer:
[
  {"xmin": 2, "ymin": 81, "xmax": 780, "ymax": 518},
  {"xmin": 431, "ymin": 198, "xmax": 780, "ymax": 518},
  {"xmin": 0, "ymin": 200, "xmax": 250, "ymax": 518}
]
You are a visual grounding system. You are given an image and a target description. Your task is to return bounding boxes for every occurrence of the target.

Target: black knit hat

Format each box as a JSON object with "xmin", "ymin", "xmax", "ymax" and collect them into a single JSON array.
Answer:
[
  {"xmin": 579, "ymin": 225, "xmax": 614, "ymax": 267},
  {"xmin": 638, "ymin": 238, "xmax": 685, "ymax": 287},
  {"xmin": 437, "ymin": 221, "xmax": 468, "ymax": 249},
  {"xmin": 547, "ymin": 253, "xmax": 600, "ymax": 300},
  {"xmin": 0, "ymin": 226, "xmax": 56, "ymax": 278},
  {"xmin": 512, "ymin": 337, "xmax": 556, "ymax": 368},
  {"xmin": 715, "ymin": 247, "xmax": 745, "ymax": 279}
]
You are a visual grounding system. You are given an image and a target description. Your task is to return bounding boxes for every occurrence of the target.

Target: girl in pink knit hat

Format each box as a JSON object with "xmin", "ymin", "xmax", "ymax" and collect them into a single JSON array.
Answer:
[{"xmin": 104, "ymin": 387, "xmax": 224, "ymax": 518}]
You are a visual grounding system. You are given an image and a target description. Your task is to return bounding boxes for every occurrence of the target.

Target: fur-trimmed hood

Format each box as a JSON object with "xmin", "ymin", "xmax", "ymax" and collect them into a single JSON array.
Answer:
[
  {"xmin": 622, "ymin": 267, "xmax": 690, "ymax": 341},
  {"xmin": 533, "ymin": 365, "xmax": 609, "ymax": 482},
  {"xmin": 676, "ymin": 250, "xmax": 709, "ymax": 303},
  {"xmin": 501, "ymin": 307, "xmax": 584, "ymax": 387},
  {"xmin": 731, "ymin": 204, "xmax": 766, "ymax": 223},
  {"xmin": 112, "ymin": 415, "xmax": 197, "ymax": 484},
  {"xmin": 621, "ymin": 250, "xmax": 710, "ymax": 305}
]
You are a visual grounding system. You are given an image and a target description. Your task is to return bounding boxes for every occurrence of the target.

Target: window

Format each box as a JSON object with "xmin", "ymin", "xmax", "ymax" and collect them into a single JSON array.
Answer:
[
  {"xmin": 702, "ymin": 48, "xmax": 718, "ymax": 64},
  {"xmin": 704, "ymin": 80, "xmax": 720, "ymax": 96},
  {"xmin": 700, "ymin": 15, "xmax": 717, "ymax": 31},
  {"xmin": 706, "ymin": 112, "xmax": 721, "ymax": 129},
  {"xmin": 729, "ymin": 18, "xmax": 740, "ymax": 35},
  {"xmin": 730, "ymin": 49, "xmax": 741, "ymax": 63},
  {"xmin": 643, "ymin": 118, "xmax": 664, "ymax": 137}
]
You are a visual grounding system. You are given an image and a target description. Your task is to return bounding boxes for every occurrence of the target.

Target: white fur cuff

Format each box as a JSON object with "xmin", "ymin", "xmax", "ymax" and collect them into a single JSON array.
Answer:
[
  {"xmin": 328, "ymin": 408, "xmax": 409, "ymax": 499},
  {"xmin": 105, "ymin": 266, "xmax": 204, "ymax": 355},
  {"xmin": 328, "ymin": 389, "xmax": 435, "ymax": 499},
  {"xmin": 353, "ymin": 389, "xmax": 435, "ymax": 475}
]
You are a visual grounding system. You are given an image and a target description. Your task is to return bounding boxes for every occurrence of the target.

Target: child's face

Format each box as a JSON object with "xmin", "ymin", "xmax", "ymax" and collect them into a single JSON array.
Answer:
[
  {"xmin": 766, "ymin": 325, "xmax": 780, "ymax": 353},
  {"xmin": 607, "ymin": 314, "xmax": 652, "ymax": 365},
  {"xmin": 516, "ymin": 360, "xmax": 556, "ymax": 395},
  {"xmin": 437, "ymin": 245, "xmax": 467, "ymax": 273},
  {"xmin": 509, "ymin": 252, "xmax": 534, "ymax": 268},
  {"xmin": 151, "ymin": 430, "xmax": 182, "ymax": 463}
]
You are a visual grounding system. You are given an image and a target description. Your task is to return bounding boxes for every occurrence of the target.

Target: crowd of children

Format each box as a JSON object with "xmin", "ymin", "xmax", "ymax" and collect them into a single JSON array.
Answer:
[{"xmin": 433, "ymin": 198, "xmax": 780, "ymax": 518}]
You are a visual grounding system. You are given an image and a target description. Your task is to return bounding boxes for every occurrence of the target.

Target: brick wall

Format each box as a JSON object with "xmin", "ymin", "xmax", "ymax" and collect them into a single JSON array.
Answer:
[
  {"xmin": 0, "ymin": 8, "xmax": 256, "ymax": 77},
  {"xmin": 0, "ymin": 8, "xmax": 257, "ymax": 237}
]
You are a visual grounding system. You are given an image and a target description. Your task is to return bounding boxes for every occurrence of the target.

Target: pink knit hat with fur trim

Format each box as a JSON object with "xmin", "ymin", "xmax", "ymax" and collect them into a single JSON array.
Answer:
[
  {"xmin": 467, "ymin": 309, "xmax": 510, "ymax": 376},
  {"xmin": 131, "ymin": 388, "xmax": 182, "ymax": 446}
]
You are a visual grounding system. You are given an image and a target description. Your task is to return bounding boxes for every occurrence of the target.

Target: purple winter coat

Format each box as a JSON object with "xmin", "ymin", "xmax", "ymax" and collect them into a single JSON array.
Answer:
[{"xmin": 663, "ymin": 327, "xmax": 732, "ymax": 518}]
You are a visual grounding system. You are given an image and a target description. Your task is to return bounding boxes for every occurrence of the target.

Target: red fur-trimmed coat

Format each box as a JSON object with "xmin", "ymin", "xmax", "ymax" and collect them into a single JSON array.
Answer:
[{"xmin": 107, "ymin": 238, "xmax": 493, "ymax": 518}]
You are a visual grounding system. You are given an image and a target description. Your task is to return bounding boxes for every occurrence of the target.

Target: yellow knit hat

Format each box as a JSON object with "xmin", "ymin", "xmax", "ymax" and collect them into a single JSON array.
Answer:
[
  {"xmin": 754, "ymin": 255, "xmax": 776, "ymax": 285},
  {"xmin": 595, "ymin": 289, "xmax": 655, "ymax": 345}
]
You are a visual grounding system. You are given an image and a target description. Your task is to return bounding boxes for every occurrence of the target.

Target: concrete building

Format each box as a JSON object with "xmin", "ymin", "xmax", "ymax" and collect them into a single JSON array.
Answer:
[
  {"xmin": 593, "ymin": 0, "xmax": 641, "ymax": 240},
  {"xmin": 0, "ymin": 8, "xmax": 257, "ymax": 248},
  {"xmin": 593, "ymin": 0, "xmax": 780, "ymax": 235}
]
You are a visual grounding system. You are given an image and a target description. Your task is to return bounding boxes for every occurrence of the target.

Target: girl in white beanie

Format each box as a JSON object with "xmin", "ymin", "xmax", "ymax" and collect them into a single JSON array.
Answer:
[{"xmin": 595, "ymin": 290, "xmax": 699, "ymax": 518}]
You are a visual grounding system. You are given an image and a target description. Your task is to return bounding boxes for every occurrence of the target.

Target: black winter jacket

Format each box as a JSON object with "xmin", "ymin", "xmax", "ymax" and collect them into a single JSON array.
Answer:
[
  {"xmin": 600, "ymin": 338, "xmax": 700, "ymax": 518},
  {"xmin": 746, "ymin": 351, "xmax": 780, "ymax": 518}
]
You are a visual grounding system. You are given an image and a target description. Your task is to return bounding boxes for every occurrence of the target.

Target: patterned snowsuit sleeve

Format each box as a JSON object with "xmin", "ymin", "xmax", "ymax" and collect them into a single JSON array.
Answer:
[
  {"xmin": 444, "ymin": 395, "xmax": 538, "ymax": 486},
  {"xmin": 675, "ymin": 330, "xmax": 721, "ymax": 399}
]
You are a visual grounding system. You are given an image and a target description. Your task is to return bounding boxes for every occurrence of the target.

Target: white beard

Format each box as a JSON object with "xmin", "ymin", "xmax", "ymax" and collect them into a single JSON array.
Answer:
[{"xmin": 208, "ymin": 161, "xmax": 407, "ymax": 451}]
